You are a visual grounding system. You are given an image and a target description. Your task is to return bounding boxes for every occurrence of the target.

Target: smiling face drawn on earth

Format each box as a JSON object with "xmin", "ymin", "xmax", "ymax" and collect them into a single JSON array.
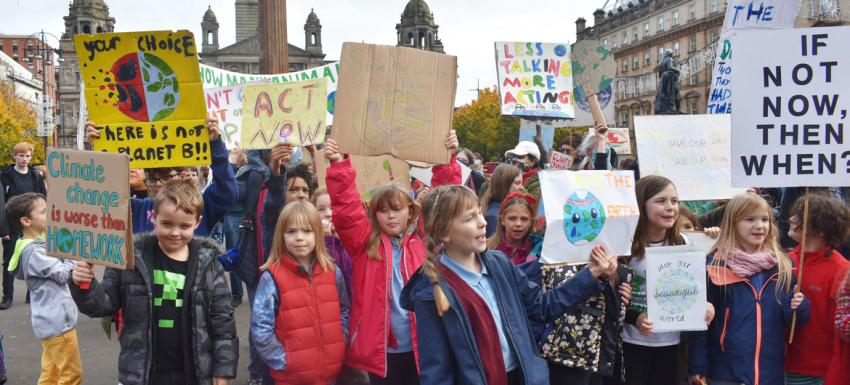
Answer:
[{"xmin": 563, "ymin": 189, "xmax": 606, "ymax": 245}]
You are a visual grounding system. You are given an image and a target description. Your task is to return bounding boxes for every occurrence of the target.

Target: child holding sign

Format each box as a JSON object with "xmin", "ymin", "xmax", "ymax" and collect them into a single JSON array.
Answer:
[
  {"xmin": 6, "ymin": 193, "xmax": 81, "ymax": 385},
  {"xmin": 783, "ymin": 194, "xmax": 850, "ymax": 385},
  {"xmin": 689, "ymin": 193, "xmax": 809, "ymax": 385},
  {"xmin": 250, "ymin": 200, "xmax": 349, "ymax": 384},
  {"xmin": 322, "ymin": 132, "xmax": 459, "ymax": 384},
  {"xmin": 70, "ymin": 180, "xmax": 237, "ymax": 385},
  {"xmin": 401, "ymin": 185, "xmax": 614, "ymax": 385}
]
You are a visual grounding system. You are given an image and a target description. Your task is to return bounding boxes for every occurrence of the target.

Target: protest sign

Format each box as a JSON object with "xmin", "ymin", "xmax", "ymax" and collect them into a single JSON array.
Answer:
[
  {"xmin": 731, "ymin": 26, "xmax": 850, "ymax": 187},
  {"xmin": 75, "ymin": 30, "xmax": 209, "ymax": 168},
  {"xmin": 495, "ymin": 42, "xmax": 575, "ymax": 119},
  {"xmin": 204, "ymin": 84, "xmax": 245, "ymax": 149},
  {"xmin": 607, "ymin": 127, "xmax": 631, "ymax": 155},
  {"xmin": 539, "ymin": 170, "xmax": 639, "ymax": 264},
  {"xmin": 571, "ymin": 39, "xmax": 615, "ymax": 102},
  {"xmin": 199, "ymin": 62, "xmax": 339, "ymax": 124},
  {"xmin": 240, "ymin": 78, "xmax": 328, "ymax": 149},
  {"xmin": 333, "ymin": 43, "xmax": 457, "ymax": 165},
  {"xmin": 45, "ymin": 149, "xmax": 133, "ymax": 269},
  {"xmin": 548, "ymin": 151, "xmax": 574, "ymax": 170},
  {"xmin": 634, "ymin": 114, "xmax": 746, "ymax": 200},
  {"xmin": 706, "ymin": 0, "xmax": 802, "ymax": 114},
  {"xmin": 646, "ymin": 244, "xmax": 708, "ymax": 332},
  {"xmin": 519, "ymin": 120, "xmax": 555, "ymax": 151},
  {"xmin": 682, "ymin": 231, "xmax": 717, "ymax": 254},
  {"xmin": 315, "ymin": 151, "xmax": 411, "ymax": 201},
  {"xmin": 409, "ymin": 161, "xmax": 471, "ymax": 187}
]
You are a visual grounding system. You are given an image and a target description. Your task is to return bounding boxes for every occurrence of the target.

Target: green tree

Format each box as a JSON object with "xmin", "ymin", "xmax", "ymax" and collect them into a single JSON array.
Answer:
[
  {"xmin": 452, "ymin": 88, "xmax": 519, "ymax": 162},
  {"xmin": 0, "ymin": 82, "xmax": 46, "ymax": 165}
]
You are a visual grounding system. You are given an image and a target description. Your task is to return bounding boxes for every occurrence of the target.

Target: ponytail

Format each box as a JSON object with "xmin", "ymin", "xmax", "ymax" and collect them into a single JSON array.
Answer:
[{"xmin": 424, "ymin": 236, "xmax": 450, "ymax": 316}]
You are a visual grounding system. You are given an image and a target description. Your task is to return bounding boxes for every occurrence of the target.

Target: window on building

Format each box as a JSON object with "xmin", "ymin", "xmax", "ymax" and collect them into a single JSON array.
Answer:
[
  {"xmin": 633, "ymin": 55, "xmax": 639, "ymax": 69},
  {"xmin": 690, "ymin": 102, "xmax": 698, "ymax": 114},
  {"xmin": 644, "ymin": 22, "xmax": 650, "ymax": 37},
  {"xmin": 622, "ymin": 58, "xmax": 628, "ymax": 72},
  {"xmin": 690, "ymin": 70, "xmax": 699, "ymax": 85},
  {"xmin": 603, "ymin": 39, "xmax": 608, "ymax": 50},
  {"xmin": 710, "ymin": 30, "xmax": 719, "ymax": 42},
  {"xmin": 689, "ymin": 4, "xmax": 696, "ymax": 20},
  {"xmin": 613, "ymin": 38, "xmax": 619, "ymax": 49},
  {"xmin": 689, "ymin": 35, "xmax": 697, "ymax": 52},
  {"xmin": 658, "ymin": 16, "xmax": 665, "ymax": 32},
  {"xmin": 644, "ymin": 52, "xmax": 651, "ymax": 66},
  {"xmin": 0, "ymin": 43, "xmax": 4, "ymax": 51},
  {"xmin": 633, "ymin": 28, "xmax": 638, "ymax": 42},
  {"xmin": 673, "ymin": 42, "xmax": 680, "ymax": 56},
  {"xmin": 711, "ymin": 0, "xmax": 719, "ymax": 13},
  {"xmin": 673, "ymin": 10, "xmax": 680, "ymax": 26},
  {"xmin": 623, "ymin": 31, "xmax": 628, "ymax": 45},
  {"xmin": 658, "ymin": 47, "xmax": 665, "ymax": 62}
]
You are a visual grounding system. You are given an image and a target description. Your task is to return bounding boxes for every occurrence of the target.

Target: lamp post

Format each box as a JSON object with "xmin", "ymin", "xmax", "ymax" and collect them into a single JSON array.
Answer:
[{"xmin": 22, "ymin": 30, "xmax": 63, "ymax": 155}]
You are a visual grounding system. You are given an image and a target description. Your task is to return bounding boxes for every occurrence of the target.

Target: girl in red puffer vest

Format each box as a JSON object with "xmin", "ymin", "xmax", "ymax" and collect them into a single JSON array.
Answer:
[{"xmin": 250, "ymin": 200, "xmax": 350, "ymax": 385}]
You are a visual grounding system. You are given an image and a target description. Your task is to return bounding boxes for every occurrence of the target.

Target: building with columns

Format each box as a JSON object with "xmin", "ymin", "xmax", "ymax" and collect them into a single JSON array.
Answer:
[{"xmin": 396, "ymin": 0, "xmax": 445, "ymax": 53}]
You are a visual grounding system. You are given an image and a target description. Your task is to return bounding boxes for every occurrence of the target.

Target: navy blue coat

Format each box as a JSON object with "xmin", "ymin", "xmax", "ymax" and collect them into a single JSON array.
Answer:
[
  {"xmin": 401, "ymin": 250, "xmax": 602, "ymax": 385},
  {"xmin": 689, "ymin": 252, "xmax": 810, "ymax": 385}
]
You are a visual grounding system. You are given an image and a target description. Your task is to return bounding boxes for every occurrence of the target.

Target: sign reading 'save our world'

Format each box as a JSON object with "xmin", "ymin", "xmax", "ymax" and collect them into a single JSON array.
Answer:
[
  {"xmin": 46, "ymin": 149, "xmax": 133, "ymax": 270},
  {"xmin": 731, "ymin": 26, "xmax": 850, "ymax": 187},
  {"xmin": 646, "ymin": 245, "xmax": 708, "ymax": 332}
]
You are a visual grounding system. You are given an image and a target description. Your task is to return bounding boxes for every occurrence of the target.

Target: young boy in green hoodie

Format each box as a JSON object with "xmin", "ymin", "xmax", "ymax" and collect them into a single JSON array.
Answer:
[{"xmin": 6, "ymin": 192, "xmax": 82, "ymax": 385}]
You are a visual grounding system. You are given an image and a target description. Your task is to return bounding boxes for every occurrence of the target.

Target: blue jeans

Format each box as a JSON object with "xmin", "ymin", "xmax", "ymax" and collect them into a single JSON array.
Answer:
[{"xmin": 223, "ymin": 214, "xmax": 244, "ymax": 299}]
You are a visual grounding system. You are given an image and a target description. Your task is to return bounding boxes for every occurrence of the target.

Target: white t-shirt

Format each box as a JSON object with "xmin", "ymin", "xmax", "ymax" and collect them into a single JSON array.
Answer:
[{"xmin": 622, "ymin": 234, "xmax": 690, "ymax": 347}]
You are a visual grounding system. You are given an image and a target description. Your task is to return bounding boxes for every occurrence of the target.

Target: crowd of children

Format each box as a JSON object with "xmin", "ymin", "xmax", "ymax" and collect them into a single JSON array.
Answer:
[{"xmin": 0, "ymin": 116, "xmax": 848, "ymax": 385}]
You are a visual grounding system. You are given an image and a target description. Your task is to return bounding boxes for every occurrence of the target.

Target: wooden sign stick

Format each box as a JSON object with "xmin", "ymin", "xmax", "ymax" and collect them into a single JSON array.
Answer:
[
  {"xmin": 587, "ymin": 93, "xmax": 607, "ymax": 129},
  {"xmin": 788, "ymin": 187, "xmax": 810, "ymax": 344}
]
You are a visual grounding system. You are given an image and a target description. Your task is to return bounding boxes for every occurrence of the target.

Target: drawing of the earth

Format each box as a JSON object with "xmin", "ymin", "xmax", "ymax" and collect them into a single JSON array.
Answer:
[
  {"xmin": 654, "ymin": 269, "xmax": 699, "ymax": 314},
  {"xmin": 112, "ymin": 52, "xmax": 180, "ymax": 122},
  {"xmin": 563, "ymin": 190, "xmax": 606, "ymax": 245},
  {"xmin": 574, "ymin": 84, "xmax": 612, "ymax": 112}
]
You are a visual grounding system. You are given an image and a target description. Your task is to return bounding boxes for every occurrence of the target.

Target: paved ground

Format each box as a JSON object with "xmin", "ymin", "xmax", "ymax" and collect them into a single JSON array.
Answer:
[{"xmin": 1, "ymin": 265, "xmax": 254, "ymax": 384}]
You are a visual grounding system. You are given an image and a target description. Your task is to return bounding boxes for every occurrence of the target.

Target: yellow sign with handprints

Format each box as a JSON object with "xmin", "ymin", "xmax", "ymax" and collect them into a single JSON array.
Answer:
[
  {"xmin": 74, "ymin": 30, "xmax": 208, "ymax": 168},
  {"xmin": 240, "ymin": 78, "xmax": 328, "ymax": 149}
]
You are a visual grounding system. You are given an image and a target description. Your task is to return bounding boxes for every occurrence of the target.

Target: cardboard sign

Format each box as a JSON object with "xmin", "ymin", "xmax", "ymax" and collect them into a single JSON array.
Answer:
[
  {"xmin": 199, "ymin": 62, "xmax": 339, "ymax": 124},
  {"xmin": 571, "ymin": 39, "xmax": 616, "ymax": 101},
  {"xmin": 315, "ymin": 151, "xmax": 411, "ymax": 201},
  {"xmin": 731, "ymin": 27, "xmax": 850, "ymax": 187},
  {"xmin": 240, "ymin": 78, "xmax": 328, "ymax": 149},
  {"xmin": 539, "ymin": 170, "xmax": 639, "ymax": 264},
  {"xmin": 635, "ymin": 114, "xmax": 746, "ymax": 200},
  {"xmin": 646, "ymin": 245, "xmax": 708, "ymax": 332},
  {"xmin": 548, "ymin": 151, "xmax": 574, "ymax": 169},
  {"xmin": 495, "ymin": 42, "xmax": 575, "ymax": 118},
  {"xmin": 706, "ymin": 0, "xmax": 802, "ymax": 114},
  {"xmin": 45, "ymin": 148, "xmax": 133, "ymax": 269},
  {"xmin": 75, "ymin": 30, "xmax": 209, "ymax": 168},
  {"xmin": 333, "ymin": 43, "xmax": 457, "ymax": 165},
  {"xmin": 204, "ymin": 84, "xmax": 245, "ymax": 149}
]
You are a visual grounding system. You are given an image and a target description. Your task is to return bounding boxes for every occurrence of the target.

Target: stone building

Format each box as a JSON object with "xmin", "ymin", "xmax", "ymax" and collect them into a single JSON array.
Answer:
[
  {"xmin": 199, "ymin": 4, "xmax": 326, "ymax": 73},
  {"xmin": 396, "ymin": 0, "xmax": 445, "ymax": 53},
  {"xmin": 0, "ymin": 35, "xmax": 57, "ymax": 110}
]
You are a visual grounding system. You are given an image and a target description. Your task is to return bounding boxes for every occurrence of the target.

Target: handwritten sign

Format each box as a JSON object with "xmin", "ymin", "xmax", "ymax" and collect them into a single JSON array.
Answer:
[
  {"xmin": 548, "ymin": 151, "xmax": 574, "ymax": 170},
  {"xmin": 74, "ymin": 30, "xmax": 209, "ymax": 168},
  {"xmin": 495, "ymin": 42, "xmax": 575, "ymax": 118},
  {"xmin": 240, "ymin": 78, "xmax": 327, "ymax": 149},
  {"xmin": 634, "ymin": 114, "xmax": 746, "ymax": 200},
  {"xmin": 646, "ymin": 245, "xmax": 708, "ymax": 332},
  {"xmin": 315, "ymin": 151, "xmax": 411, "ymax": 201},
  {"xmin": 731, "ymin": 27, "xmax": 850, "ymax": 187},
  {"xmin": 706, "ymin": 0, "xmax": 802, "ymax": 114},
  {"xmin": 571, "ymin": 39, "xmax": 615, "ymax": 101},
  {"xmin": 199, "ymin": 63, "xmax": 339, "ymax": 124},
  {"xmin": 204, "ymin": 84, "xmax": 245, "ymax": 149},
  {"xmin": 333, "ymin": 43, "xmax": 456, "ymax": 164},
  {"xmin": 45, "ymin": 149, "xmax": 133, "ymax": 269},
  {"xmin": 539, "ymin": 170, "xmax": 639, "ymax": 264}
]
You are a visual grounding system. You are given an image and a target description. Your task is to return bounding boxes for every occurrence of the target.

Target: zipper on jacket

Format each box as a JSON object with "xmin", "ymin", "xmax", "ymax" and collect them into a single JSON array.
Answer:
[
  {"xmin": 738, "ymin": 272, "xmax": 778, "ymax": 385},
  {"xmin": 382, "ymin": 239, "xmax": 392, "ymax": 377},
  {"xmin": 720, "ymin": 308, "xmax": 730, "ymax": 352}
]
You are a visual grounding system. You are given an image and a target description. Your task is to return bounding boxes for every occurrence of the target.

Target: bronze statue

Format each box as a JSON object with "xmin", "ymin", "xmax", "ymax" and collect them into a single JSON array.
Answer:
[{"xmin": 654, "ymin": 50, "xmax": 682, "ymax": 114}]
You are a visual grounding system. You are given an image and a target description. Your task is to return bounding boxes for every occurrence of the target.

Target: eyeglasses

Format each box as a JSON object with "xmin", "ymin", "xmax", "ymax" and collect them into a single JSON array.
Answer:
[{"xmin": 144, "ymin": 172, "xmax": 179, "ymax": 186}]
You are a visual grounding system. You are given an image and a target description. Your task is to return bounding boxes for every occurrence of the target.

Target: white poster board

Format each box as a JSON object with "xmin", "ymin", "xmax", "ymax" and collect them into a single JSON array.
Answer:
[
  {"xmin": 731, "ymin": 26, "xmax": 850, "ymax": 187},
  {"xmin": 540, "ymin": 170, "xmax": 639, "ymax": 264},
  {"xmin": 204, "ymin": 84, "xmax": 246, "ymax": 149},
  {"xmin": 494, "ymin": 42, "xmax": 575, "ymax": 119},
  {"xmin": 409, "ymin": 161, "xmax": 471, "ymax": 187},
  {"xmin": 646, "ymin": 244, "xmax": 708, "ymax": 332},
  {"xmin": 706, "ymin": 0, "xmax": 802, "ymax": 114},
  {"xmin": 634, "ymin": 114, "xmax": 747, "ymax": 200}
]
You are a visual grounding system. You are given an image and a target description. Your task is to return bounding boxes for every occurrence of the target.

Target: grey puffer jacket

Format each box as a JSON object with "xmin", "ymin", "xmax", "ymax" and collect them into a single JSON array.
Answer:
[{"xmin": 70, "ymin": 233, "xmax": 238, "ymax": 385}]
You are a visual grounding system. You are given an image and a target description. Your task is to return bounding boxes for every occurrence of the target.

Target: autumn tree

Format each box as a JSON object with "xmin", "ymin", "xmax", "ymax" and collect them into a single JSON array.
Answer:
[
  {"xmin": 0, "ymin": 82, "xmax": 46, "ymax": 165},
  {"xmin": 452, "ymin": 88, "xmax": 520, "ymax": 162}
]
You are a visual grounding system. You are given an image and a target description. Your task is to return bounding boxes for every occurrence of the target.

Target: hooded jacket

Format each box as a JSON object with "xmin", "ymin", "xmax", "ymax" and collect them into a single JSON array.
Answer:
[{"xmin": 70, "ymin": 233, "xmax": 238, "ymax": 385}]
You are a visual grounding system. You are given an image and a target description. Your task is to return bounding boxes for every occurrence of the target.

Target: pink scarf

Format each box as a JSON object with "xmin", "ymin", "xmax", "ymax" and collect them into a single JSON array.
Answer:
[{"xmin": 727, "ymin": 248, "xmax": 777, "ymax": 277}]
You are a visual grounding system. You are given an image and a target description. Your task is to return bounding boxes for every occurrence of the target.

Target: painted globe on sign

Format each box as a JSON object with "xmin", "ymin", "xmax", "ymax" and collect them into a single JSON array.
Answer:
[
  {"xmin": 562, "ymin": 189, "xmax": 606, "ymax": 245},
  {"xmin": 111, "ymin": 52, "xmax": 180, "ymax": 122},
  {"xmin": 56, "ymin": 228, "xmax": 74, "ymax": 254},
  {"xmin": 654, "ymin": 269, "xmax": 699, "ymax": 314}
]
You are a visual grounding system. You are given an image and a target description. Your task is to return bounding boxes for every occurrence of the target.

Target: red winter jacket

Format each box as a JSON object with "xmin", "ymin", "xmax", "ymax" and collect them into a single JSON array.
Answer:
[
  {"xmin": 827, "ymin": 271, "xmax": 850, "ymax": 384},
  {"xmin": 325, "ymin": 155, "xmax": 460, "ymax": 376},
  {"xmin": 785, "ymin": 246, "xmax": 850, "ymax": 381},
  {"xmin": 267, "ymin": 255, "xmax": 346, "ymax": 385}
]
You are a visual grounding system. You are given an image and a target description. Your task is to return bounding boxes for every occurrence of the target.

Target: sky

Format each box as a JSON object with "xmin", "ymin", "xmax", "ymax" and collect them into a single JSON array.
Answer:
[{"xmin": 0, "ymin": 0, "xmax": 604, "ymax": 106}]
